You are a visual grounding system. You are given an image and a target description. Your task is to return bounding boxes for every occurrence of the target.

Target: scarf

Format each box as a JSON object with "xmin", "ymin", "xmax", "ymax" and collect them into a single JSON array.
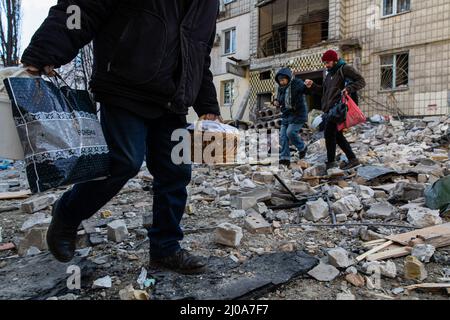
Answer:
[
  {"xmin": 327, "ymin": 58, "xmax": 346, "ymax": 76},
  {"xmin": 278, "ymin": 81, "xmax": 292, "ymax": 111}
]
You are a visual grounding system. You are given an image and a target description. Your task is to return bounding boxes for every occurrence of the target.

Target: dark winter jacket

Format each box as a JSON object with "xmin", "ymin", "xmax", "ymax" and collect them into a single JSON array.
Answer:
[
  {"xmin": 21, "ymin": 0, "xmax": 221, "ymax": 118},
  {"xmin": 275, "ymin": 68, "xmax": 308, "ymax": 124},
  {"xmin": 310, "ymin": 59, "xmax": 366, "ymax": 113}
]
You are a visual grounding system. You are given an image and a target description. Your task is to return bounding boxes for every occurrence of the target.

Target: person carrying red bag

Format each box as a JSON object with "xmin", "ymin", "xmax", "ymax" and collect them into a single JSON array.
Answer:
[{"xmin": 305, "ymin": 50, "xmax": 366, "ymax": 170}]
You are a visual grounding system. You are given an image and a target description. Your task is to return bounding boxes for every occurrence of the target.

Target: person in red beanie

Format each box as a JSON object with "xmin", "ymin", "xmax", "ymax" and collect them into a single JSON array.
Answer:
[{"xmin": 305, "ymin": 50, "xmax": 366, "ymax": 170}]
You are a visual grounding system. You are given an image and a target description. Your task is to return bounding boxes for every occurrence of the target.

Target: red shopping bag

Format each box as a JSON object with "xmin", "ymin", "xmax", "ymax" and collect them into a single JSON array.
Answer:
[{"xmin": 337, "ymin": 94, "xmax": 366, "ymax": 131}]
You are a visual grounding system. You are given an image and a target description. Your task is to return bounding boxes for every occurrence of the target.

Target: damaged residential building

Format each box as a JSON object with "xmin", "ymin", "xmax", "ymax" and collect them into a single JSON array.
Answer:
[
  {"xmin": 248, "ymin": 0, "xmax": 450, "ymax": 126},
  {"xmin": 187, "ymin": 0, "xmax": 253, "ymax": 123}
]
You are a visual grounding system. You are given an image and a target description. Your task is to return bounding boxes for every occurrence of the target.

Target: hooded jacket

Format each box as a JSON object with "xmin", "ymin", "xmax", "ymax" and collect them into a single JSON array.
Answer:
[
  {"xmin": 275, "ymin": 68, "xmax": 308, "ymax": 123},
  {"xmin": 21, "ymin": 0, "xmax": 221, "ymax": 118}
]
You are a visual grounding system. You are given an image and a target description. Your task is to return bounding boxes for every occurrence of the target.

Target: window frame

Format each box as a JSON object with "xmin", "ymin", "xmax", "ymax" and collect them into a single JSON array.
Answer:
[
  {"xmin": 223, "ymin": 27, "xmax": 237, "ymax": 56},
  {"xmin": 381, "ymin": 0, "xmax": 411, "ymax": 18},
  {"xmin": 379, "ymin": 52, "xmax": 410, "ymax": 92},
  {"xmin": 222, "ymin": 80, "xmax": 235, "ymax": 106}
]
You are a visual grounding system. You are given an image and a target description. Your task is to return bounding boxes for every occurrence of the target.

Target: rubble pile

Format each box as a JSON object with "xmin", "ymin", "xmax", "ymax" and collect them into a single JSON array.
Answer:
[{"xmin": 0, "ymin": 115, "xmax": 449, "ymax": 300}]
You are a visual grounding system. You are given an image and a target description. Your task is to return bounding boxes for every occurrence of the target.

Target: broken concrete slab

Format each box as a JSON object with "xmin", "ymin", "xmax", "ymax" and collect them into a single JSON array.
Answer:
[
  {"xmin": 21, "ymin": 194, "xmax": 57, "ymax": 214},
  {"xmin": 304, "ymin": 198, "xmax": 329, "ymax": 222},
  {"xmin": 150, "ymin": 251, "xmax": 318, "ymax": 300},
  {"xmin": 327, "ymin": 247, "xmax": 355, "ymax": 268},
  {"xmin": 20, "ymin": 212, "xmax": 51, "ymax": 232},
  {"xmin": 107, "ymin": 220, "xmax": 129, "ymax": 243},
  {"xmin": 229, "ymin": 209, "xmax": 246, "ymax": 219},
  {"xmin": 307, "ymin": 262, "xmax": 340, "ymax": 282},
  {"xmin": 18, "ymin": 227, "xmax": 48, "ymax": 256},
  {"xmin": 252, "ymin": 172, "xmax": 275, "ymax": 184},
  {"xmin": 411, "ymin": 244, "xmax": 435, "ymax": 263},
  {"xmin": 365, "ymin": 201, "xmax": 396, "ymax": 219},
  {"xmin": 92, "ymin": 276, "xmax": 112, "ymax": 289},
  {"xmin": 389, "ymin": 182, "xmax": 425, "ymax": 203},
  {"xmin": 231, "ymin": 187, "xmax": 272, "ymax": 210},
  {"xmin": 407, "ymin": 206, "xmax": 442, "ymax": 228},
  {"xmin": 0, "ymin": 253, "xmax": 95, "ymax": 300},
  {"xmin": 244, "ymin": 212, "xmax": 272, "ymax": 234},
  {"xmin": 215, "ymin": 223, "xmax": 243, "ymax": 248},
  {"xmin": 332, "ymin": 195, "xmax": 362, "ymax": 216}
]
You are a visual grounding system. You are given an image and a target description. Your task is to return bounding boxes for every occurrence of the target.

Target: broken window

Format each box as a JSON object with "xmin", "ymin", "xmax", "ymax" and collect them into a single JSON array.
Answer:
[
  {"xmin": 224, "ymin": 28, "xmax": 236, "ymax": 55},
  {"xmin": 380, "ymin": 53, "xmax": 409, "ymax": 90},
  {"xmin": 257, "ymin": 93, "xmax": 273, "ymax": 111},
  {"xmin": 259, "ymin": 70, "xmax": 272, "ymax": 80},
  {"xmin": 383, "ymin": 0, "xmax": 411, "ymax": 16},
  {"xmin": 258, "ymin": 0, "xmax": 329, "ymax": 58},
  {"xmin": 222, "ymin": 80, "xmax": 235, "ymax": 105}
]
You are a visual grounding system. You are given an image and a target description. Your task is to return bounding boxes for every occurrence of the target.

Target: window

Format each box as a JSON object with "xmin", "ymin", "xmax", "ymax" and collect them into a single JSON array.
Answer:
[
  {"xmin": 224, "ymin": 28, "xmax": 236, "ymax": 55},
  {"xmin": 222, "ymin": 80, "xmax": 234, "ymax": 105},
  {"xmin": 257, "ymin": 93, "xmax": 273, "ymax": 110},
  {"xmin": 380, "ymin": 53, "xmax": 409, "ymax": 90},
  {"xmin": 258, "ymin": 0, "xmax": 329, "ymax": 57},
  {"xmin": 259, "ymin": 70, "xmax": 272, "ymax": 80},
  {"xmin": 383, "ymin": 0, "xmax": 410, "ymax": 17}
]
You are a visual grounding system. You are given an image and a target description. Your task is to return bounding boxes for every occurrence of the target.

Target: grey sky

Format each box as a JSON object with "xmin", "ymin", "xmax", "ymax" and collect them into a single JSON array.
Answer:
[{"xmin": 20, "ymin": 0, "xmax": 55, "ymax": 54}]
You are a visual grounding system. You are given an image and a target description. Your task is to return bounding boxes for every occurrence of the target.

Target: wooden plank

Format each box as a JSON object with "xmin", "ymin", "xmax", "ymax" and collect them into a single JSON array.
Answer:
[
  {"xmin": 367, "ymin": 246, "xmax": 412, "ymax": 261},
  {"xmin": 404, "ymin": 283, "xmax": 450, "ymax": 291},
  {"xmin": 362, "ymin": 239, "xmax": 388, "ymax": 248},
  {"xmin": 356, "ymin": 240, "xmax": 394, "ymax": 262},
  {"xmin": 0, "ymin": 243, "xmax": 15, "ymax": 251},
  {"xmin": 0, "ymin": 190, "xmax": 31, "ymax": 200},
  {"xmin": 386, "ymin": 223, "xmax": 450, "ymax": 247}
]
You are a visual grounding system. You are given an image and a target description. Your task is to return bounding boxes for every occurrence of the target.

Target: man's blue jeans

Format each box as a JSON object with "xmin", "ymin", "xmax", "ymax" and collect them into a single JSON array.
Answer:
[
  {"xmin": 54, "ymin": 104, "xmax": 191, "ymax": 259},
  {"xmin": 280, "ymin": 122, "xmax": 305, "ymax": 161}
]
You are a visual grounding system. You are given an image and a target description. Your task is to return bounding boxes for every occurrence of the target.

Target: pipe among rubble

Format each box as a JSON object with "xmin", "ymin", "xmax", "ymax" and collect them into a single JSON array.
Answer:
[
  {"xmin": 268, "ymin": 120, "xmax": 276, "ymax": 129},
  {"xmin": 275, "ymin": 119, "xmax": 282, "ymax": 129},
  {"xmin": 266, "ymin": 109, "xmax": 274, "ymax": 117}
]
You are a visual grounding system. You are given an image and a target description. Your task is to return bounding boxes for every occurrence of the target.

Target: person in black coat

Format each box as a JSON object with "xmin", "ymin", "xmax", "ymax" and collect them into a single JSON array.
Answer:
[
  {"xmin": 274, "ymin": 68, "xmax": 309, "ymax": 167},
  {"xmin": 305, "ymin": 50, "xmax": 366, "ymax": 170},
  {"xmin": 22, "ymin": 0, "xmax": 222, "ymax": 274}
]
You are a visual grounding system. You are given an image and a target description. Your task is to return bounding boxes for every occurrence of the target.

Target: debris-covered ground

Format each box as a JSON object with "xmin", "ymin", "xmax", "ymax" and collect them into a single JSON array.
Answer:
[{"xmin": 0, "ymin": 115, "xmax": 449, "ymax": 300}]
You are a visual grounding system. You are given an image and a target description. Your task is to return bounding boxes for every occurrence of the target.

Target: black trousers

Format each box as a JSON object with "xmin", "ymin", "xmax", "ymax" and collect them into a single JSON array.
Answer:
[
  {"xmin": 324, "ymin": 120, "xmax": 356, "ymax": 163},
  {"xmin": 55, "ymin": 104, "xmax": 191, "ymax": 259}
]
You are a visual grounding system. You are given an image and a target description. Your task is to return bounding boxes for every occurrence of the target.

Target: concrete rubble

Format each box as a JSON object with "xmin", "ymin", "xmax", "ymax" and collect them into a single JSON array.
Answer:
[{"xmin": 0, "ymin": 115, "xmax": 449, "ymax": 300}]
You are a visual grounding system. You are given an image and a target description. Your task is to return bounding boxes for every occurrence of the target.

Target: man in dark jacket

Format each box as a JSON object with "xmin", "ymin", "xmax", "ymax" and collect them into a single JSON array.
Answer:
[
  {"xmin": 274, "ymin": 68, "xmax": 308, "ymax": 167},
  {"xmin": 21, "ymin": 0, "xmax": 221, "ymax": 274},
  {"xmin": 305, "ymin": 50, "xmax": 366, "ymax": 170}
]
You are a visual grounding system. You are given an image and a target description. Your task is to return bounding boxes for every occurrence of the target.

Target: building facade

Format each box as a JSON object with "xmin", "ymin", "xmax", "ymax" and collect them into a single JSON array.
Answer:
[
  {"xmin": 187, "ymin": 0, "xmax": 253, "ymax": 123},
  {"xmin": 248, "ymin": 0, "xmax": 450, "ymax": 122}
]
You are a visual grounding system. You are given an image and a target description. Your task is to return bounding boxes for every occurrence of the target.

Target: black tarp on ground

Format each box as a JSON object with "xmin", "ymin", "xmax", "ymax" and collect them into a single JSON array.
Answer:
[
  {"xmin": 150, "ymin": 251, "xmax": 318, "ymax": 300},
  {"xmin": 0, "ymin": 253, "xmax": 95, "ymax": 300}
]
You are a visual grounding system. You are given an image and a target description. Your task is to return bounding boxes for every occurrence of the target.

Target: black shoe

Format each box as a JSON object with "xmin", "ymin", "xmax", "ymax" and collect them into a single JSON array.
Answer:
[
  {"xmin": 299, "ymin": 146, "xmax": 308, "ymax": 159},
  {"xmin": 340, "ymin": 158, "xmax": 361, "ymax": 170},
  {"xmin": 280, "ymin": 159, "xmax": 291, "ymax": 168},
  {"xmin": 46, "ymin": 202, "xmax": 78, "ymax": 263},
  {"xmin": 326, "ymin": 161, "xmax": 338, "ymax": 170},
  {"xmin": 150, "ymin": 249, "xmax": 207, "ymax": 275}
]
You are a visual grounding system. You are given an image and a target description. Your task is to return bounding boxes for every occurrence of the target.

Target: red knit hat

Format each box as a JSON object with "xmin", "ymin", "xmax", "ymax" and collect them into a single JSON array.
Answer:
[{"xmin": 321, "ymin": 50, "xmax": 339, "ymax": 62}]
